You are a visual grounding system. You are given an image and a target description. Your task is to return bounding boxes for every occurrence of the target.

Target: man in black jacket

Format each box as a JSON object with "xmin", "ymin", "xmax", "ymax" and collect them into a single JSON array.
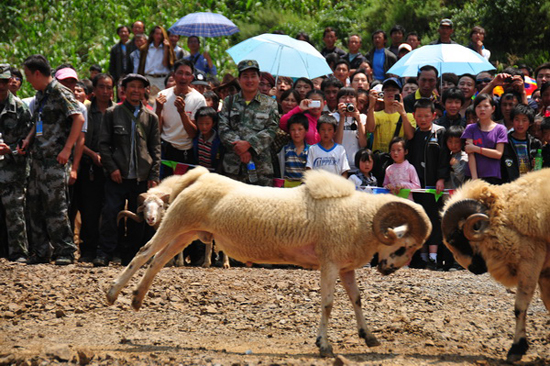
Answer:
[
  {"xmin": 95, "ymin": 74, "xmax": 160, "ymax": 267},
  {"xmin": 109, "ymin": 26, "xmax": 132, "ymax": 84}
]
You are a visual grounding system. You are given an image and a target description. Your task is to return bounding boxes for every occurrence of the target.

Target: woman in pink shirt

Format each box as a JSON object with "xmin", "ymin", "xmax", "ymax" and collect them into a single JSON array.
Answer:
[{"xmin": 280, "ymin": 89, "xmax": 325, "ymax": 145}]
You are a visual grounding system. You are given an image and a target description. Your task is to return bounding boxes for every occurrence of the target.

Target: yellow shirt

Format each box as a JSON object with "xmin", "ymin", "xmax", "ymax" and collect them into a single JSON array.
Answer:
[{"xmin": 372, "ymin": 111, "xmax": 416, "ymax": 152}]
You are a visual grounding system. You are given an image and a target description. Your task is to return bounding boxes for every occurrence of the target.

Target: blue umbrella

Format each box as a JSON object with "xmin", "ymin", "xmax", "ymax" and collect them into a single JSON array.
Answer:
[
  {"xmin": 169, "ymin": 12, "xmax": 239, "ymax": 37},
  {"xmin": 226, "ymin": 33, "xmax": 332, "ymax": 79},
  {"xmin": 387, "ymin": 44, "xmax": 495, "ymax": 77}
]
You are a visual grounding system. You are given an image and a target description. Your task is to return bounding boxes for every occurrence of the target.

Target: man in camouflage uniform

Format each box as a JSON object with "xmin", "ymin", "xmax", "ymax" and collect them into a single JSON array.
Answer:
[
  {"xmin": 0, "ymin": 64, "xmax": 32, "ymax": 262},
  {"xmin": 21, "ymin": 55, "xmax": 85, "ymax": 265},
  {"xmin": 218, "ymin": 60, "xmax": 279, "ymax": 186}
]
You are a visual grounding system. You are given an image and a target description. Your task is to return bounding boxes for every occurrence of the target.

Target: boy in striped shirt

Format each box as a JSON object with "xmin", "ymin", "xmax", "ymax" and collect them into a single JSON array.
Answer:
[
  {"xmin": 193, "ymin": 106, "xmax": 223, "ymax": 172},
  {"xmin": 278, "ymin": 113, "xmax": 310, "ymax": 183}
]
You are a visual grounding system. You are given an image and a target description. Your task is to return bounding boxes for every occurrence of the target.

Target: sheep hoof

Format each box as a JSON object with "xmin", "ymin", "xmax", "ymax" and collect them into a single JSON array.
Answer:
[
  {"xmin": 131, "ymin": 290, "xmax": 143, "ymax": 311},
  {"xmin": 365, "ymin": 336, "xmax": 381, "ymax": 347},
  {"xmin": 106, "ymin": 287, "xmax": 118, "ymax": 305},
  {"xmin": 506, "ymin": 338, "xmax": 528, "ymax": 362},
  {"xmin": 131, "ymin": 298, "xmax": 143, "ymax": 311},
  {"xmin": 315, "ymin": 337, "xmax": 333, "ymax": 358},
  {"xmin": 506, "ymin": 352, "xmax": 523, "ymax": 363},
  {"xmin": 359, "ymin": 328, "xmax": 380, "ymax": 347},
  {"xmin": 318, "ymin": 345, "xmax": 333, "ymax": 358}
]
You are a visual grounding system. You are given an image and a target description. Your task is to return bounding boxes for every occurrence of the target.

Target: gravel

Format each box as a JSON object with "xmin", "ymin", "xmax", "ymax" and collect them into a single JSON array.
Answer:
[{"xmin": 0, "ymin": 258, "xmax": 548, "ymax": 365}]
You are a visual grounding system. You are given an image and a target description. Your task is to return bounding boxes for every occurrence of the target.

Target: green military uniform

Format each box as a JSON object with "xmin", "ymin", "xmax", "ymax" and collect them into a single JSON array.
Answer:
[
  {"xmin": 218, "ymin": 61, "xmax": 279, "ymax": 186},
  {"xmin": 26, "ymin": 79, "xmax": 81, "ymax": 262},
  {"xmin": 0, "ymin": 75, "xmax": 32, "ymax": 260}
]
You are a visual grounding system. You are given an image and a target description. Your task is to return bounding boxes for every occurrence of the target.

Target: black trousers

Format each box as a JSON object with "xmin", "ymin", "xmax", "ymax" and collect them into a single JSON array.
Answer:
[
  {"xmin": 161, "ymin": 140, "xmax": 195, "ymax": 178},
  {"xmin": 74, "ymin": 162, "xmax": 106, "ymax": 258}
]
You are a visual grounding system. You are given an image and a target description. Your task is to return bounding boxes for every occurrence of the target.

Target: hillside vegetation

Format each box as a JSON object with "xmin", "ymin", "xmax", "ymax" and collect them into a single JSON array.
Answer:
[{"xmin": 1, "ymin": 0, "xmax": 549, "ymax": 98}]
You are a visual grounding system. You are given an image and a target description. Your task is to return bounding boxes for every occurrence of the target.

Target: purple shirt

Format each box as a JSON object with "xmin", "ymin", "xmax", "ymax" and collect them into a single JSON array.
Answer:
[{"xmin": 462, "ymin": 123, "xmax": 508, "ymax": 178}]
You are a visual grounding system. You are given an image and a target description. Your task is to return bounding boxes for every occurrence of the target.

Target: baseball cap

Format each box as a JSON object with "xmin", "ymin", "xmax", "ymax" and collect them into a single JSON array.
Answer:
[
  {"xmin": 382, "ymin": 77, "xmax": 402, "ymax": 91},
  {"xmin": 55, "ymin": 68, "xmax": 78, "ymax": 80},
  {"xmin": 440, "ymin": 18, "xmax": 453, "ymax": 28},
  {"xmin": 191, "ymin": 71, "xmax": 209, "ymax": 86},
  {"xmin": 398, "ymin": 43, "xmax": 412, "ymax": 53},
  {"xmin": 237, "ymin": 60, "xmax": 260, "ymax": 74},
  {"xmin": 0, "ymin": 64, "xmax": 11, "ymax": 79}
]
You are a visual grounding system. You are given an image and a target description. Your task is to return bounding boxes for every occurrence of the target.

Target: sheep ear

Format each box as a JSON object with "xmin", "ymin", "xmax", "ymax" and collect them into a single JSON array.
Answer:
[
  {"xmin": 160, "ymin": 193, "xmax": 170, "ymax": 204},
  {"xmin": 392, "ymin": 224, "xmax": 408, "ymax": 239}
]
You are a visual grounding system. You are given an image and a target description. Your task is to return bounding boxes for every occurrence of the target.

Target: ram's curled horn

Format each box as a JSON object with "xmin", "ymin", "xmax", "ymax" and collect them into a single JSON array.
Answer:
[
  {"xmin": 137, "ymin": 193, "xmax": 147, "ymax": 206},
  {"xmin": 441, "ymin": 199, "xmax": 489, "ymax": 242},
  {"xmin": 463, "ymin": 213, "xmax": 490, "ymax": 241},
  {"xmin": 373, "ymin": 201, "xmax": 431, "ymax": 245},
  {"xmin": 117, "ymin": 210, "xmax": 143, "ymax": 225}
]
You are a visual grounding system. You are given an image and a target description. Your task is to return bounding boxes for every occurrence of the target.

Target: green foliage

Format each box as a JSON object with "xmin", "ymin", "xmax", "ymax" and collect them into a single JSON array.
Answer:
[
  {"xmin": 1, "ymin": 0, "xmax": 549, "ymax": 98},
  {"xmin": 450, "ymin": 0, "xmax": 550, "ymax": 64}
]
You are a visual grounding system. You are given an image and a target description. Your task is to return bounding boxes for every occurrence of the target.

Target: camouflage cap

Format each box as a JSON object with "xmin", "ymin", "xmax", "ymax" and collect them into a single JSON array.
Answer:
[
  {"xmin": 0, "ymin": 64, "xmax": 11, "ymax": 79},
  {"xmin": 237, "ymin": 60, "xmax": 260, "ymax": 74}
]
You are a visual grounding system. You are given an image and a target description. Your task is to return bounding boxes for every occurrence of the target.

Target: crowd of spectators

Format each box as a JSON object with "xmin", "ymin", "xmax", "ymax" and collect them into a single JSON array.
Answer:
[{"xmin": 1, "ymin": 17, "xmax": 550, "ymax": 271}]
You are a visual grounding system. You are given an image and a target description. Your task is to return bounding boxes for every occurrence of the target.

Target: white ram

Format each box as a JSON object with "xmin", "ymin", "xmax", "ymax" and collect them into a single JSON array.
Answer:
[
  {"xmin": 117, "ymin": 174, "xmax": 229, "ymax": 268},
  {"xmin": 441, "ymin": 169, "xmax": 550, "ymax": 362},
  {"xmin": 107, "ymin": 167, "xmax": 432, "ymax": 357}
]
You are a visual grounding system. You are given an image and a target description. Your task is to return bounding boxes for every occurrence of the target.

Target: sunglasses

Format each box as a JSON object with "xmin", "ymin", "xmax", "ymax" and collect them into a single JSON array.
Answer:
[{"xmin": 476, "ymin": 78, "xmax": 492, "ymax": 84}]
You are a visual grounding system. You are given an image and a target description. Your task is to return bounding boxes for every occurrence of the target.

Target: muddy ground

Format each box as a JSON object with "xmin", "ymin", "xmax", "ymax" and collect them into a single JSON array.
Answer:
[{"xmin": 0, "ymin": 259, "xmax": 548, "ymax": 365}]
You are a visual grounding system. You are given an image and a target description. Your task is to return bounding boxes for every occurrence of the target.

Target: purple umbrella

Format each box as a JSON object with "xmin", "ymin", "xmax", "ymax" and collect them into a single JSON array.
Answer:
[{"xmin": 169, "ymin": 12, "xmax": 239, "ymax": 37}]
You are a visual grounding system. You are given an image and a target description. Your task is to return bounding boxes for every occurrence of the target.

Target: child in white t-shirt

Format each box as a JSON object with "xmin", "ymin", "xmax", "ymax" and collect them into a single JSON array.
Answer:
[{"xmin": 306, "ymin": 114, "xmax": 350, "ymax": 177}]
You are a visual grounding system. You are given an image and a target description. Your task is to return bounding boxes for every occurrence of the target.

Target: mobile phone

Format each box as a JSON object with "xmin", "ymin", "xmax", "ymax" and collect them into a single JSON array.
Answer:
[
  {"xmin": 309, "ymin": 100, "xmax": 321, "ymax": 108},
  {"xmin": 394, "ymin": 94, "xmax": 401, "ymax": 102},
  {"xmin": 377, "ymin": 92, "xmax": 384, "ymax": 101}
]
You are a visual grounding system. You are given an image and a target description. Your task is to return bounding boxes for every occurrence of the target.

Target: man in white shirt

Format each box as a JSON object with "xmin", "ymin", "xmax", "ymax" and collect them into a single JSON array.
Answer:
[{"xmin": 155, "ymin": 59, "xmax": 206, "ymax": 176}]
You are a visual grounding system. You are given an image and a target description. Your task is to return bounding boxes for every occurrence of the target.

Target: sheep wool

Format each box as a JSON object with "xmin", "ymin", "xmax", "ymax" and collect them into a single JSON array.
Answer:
[
  {"xmin": 441, "ymin": 168, "xmax": 550, "ymax": 362},
  {"xmin": 107, "ymin": 167, "xmax": 432, "ymax": 357}
]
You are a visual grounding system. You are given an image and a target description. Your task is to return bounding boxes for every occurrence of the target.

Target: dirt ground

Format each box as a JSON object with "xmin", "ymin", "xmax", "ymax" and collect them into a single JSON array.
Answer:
[{"xmin": 0, "ymin": 258, "xmax": 548, "ymax": 366}]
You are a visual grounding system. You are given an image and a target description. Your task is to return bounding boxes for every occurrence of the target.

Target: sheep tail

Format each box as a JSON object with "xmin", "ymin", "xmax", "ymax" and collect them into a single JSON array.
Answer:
[{"xmin": 169, "ymin": 166, "xmax": 210, "ymax": 203}]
